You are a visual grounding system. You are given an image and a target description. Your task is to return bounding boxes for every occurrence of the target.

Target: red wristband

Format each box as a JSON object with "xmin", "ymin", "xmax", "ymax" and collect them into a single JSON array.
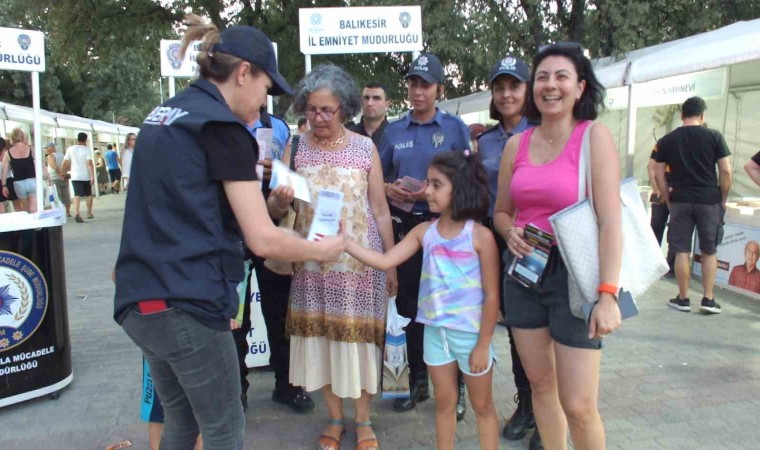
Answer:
[{"xmin": 597, "ymin": 283, "xmax": 618, "ymax": 297}]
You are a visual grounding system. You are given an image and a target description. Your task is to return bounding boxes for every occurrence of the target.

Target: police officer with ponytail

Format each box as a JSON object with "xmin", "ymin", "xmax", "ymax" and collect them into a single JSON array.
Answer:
[{"xmin": 113, "ymin": 15, "xmax": 343, "ymax": 449}]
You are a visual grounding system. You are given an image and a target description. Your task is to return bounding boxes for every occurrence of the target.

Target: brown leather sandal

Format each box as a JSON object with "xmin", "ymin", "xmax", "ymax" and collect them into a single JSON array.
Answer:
[
  {"xmin": 317, "ymin": 418, "xmax": 345, "ymax": 450},
  {"xmin": 355, "ymin": 421, "xmax": 379, "ymax": 450}
]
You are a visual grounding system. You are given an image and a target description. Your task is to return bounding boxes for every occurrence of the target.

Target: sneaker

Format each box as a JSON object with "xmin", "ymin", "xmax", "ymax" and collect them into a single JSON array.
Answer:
[
  {"xmin": 699, "ymin": 297, "xmax": 721, "ymax": 314},
  {"xmin": 668, "ymin": 297, "xmax": 691, "ymax": 312}
]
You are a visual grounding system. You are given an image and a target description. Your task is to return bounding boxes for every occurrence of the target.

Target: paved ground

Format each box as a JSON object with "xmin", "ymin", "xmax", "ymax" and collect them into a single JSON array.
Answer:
[{"xmin": 0, "ymin": 193, "xmax": 759, "ymax": 450}]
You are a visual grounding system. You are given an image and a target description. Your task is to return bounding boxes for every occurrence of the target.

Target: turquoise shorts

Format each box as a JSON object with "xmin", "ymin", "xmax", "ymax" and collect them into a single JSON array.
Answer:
[{"xmin": 423, "ymin": 325, "xmax": 495, "ymax": 377}]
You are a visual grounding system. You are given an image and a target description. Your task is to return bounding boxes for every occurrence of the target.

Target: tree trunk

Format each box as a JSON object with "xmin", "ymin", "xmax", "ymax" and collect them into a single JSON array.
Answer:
[
  {"xmin": 568, "ymin": 0, "xmax": 585, "ymax": 43},
  {"xmin": 520, "ymin": 0, "xmax": 545, "ymax": 51}
]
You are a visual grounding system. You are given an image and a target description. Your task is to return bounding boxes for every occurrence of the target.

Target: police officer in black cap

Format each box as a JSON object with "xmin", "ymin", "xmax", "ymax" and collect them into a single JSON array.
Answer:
[{"xmin": 113, "ymin": 15, "xmax": 343, "ymax": 450}]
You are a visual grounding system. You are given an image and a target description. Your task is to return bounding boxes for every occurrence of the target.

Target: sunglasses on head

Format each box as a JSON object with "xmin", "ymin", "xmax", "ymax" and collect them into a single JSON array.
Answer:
[{"xmin": 538, "ymin": 41, "xmax": 583, "ymax": 55}]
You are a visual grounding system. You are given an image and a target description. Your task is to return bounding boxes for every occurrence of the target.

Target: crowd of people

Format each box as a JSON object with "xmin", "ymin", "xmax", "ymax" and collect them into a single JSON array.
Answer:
[
  {"xmin": 0, "ymin": 129, "xmax": 136, "ymax": 221},
  {"xmin": 108, "ymin": 14, "xmax": 759, "ymax": 450}
]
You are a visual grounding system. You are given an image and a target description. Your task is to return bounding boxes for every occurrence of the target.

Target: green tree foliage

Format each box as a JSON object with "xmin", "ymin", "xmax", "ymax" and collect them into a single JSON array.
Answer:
[{"xmin": 1, "ymin": 0, "xmax": 759, "ymax": 124}]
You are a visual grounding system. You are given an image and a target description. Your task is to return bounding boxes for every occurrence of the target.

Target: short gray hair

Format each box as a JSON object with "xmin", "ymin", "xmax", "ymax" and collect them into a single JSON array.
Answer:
[{"xmin": 293, "ymin": 64, "xmax": 361, "ymax": 119}]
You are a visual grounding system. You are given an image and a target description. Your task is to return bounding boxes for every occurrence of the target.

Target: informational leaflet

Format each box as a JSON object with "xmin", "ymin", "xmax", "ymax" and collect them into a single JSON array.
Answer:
[
  {"xmin": 255, "ymin": 128, "xmax": 273, "ymax": 180},
  {"xmin": 390, "ymin": 176, "xmax": 426, "ymax": 212},
  {"xmin": 507, "ymin": 223, "xmax": 554, "ymax": 289},
  {"xmin": 306, "ymin": 189, "xmax": 344, "ymax": 241},
  {"xmin": 269, "ymin": 160, "xmax": 311, "ymax": 203}
]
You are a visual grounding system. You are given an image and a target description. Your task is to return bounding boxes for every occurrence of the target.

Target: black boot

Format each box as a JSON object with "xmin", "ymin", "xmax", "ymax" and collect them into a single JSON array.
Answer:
[
  {"xmin": 456, "ymin": 372, "xmax": 466, "ymax": 421},
  {"xmin": 394, "ymin": 374, "xmax": 430, "ymax": 412},
  {"xmin": 502, "ymin": 390, "xmax": 536, "ymax": 440},
  {"xmin": 529, "ymin": 428, "xmax": 544, "ymax": 450}
]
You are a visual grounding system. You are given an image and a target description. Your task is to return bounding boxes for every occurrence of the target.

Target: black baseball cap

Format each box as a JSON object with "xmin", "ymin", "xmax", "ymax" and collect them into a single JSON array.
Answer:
[
  {"xmin": 406, "ymin": 53, "xmax": 444, "ymax": 84},
  {"xmin": 488, "ymin": 55, "xmax": 530, "ymax": 84},
  {"xmin": 212, "ymin": 26, "xmax": 293, "ymax": 96}
]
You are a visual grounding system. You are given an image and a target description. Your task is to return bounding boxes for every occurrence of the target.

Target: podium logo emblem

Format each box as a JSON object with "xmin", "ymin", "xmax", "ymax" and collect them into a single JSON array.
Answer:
[{"xmin": 0, "ymin": 252, "xmax": 49, "ymax": 352}]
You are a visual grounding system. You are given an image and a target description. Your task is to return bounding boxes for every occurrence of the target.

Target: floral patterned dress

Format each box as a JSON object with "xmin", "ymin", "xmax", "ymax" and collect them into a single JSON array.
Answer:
[{"xmin": 287, "ymin": 133, "xmax": 386, "ymax": 399}]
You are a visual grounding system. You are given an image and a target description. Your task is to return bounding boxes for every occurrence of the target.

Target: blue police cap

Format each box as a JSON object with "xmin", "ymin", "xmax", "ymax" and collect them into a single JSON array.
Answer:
[
  {"xmin": 212, "ymin": 26, "xmax": 293, "ymax": 96},
  {"xmin": 406, "ymin": 53, "xmax": 444, "ymax": 84},
  {"xmin": 489, "ymin": 56, "xmax": 530, "ymax": 84}
]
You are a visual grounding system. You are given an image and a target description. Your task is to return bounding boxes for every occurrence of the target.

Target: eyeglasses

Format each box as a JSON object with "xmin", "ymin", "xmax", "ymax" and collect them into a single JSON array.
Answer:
[
  {"xmin": 304, "ymin": 107, "xmax": 341, "ymax": 121},
  {"xmin": 538, "ymin": 41, "xmax": 583, "ymax": 55}
]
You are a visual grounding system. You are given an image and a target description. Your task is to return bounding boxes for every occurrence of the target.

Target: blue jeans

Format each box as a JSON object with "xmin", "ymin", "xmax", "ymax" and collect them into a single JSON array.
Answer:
[{"xmin": 121, "ymin": 307, "xmax": 244, "ymax": 450}]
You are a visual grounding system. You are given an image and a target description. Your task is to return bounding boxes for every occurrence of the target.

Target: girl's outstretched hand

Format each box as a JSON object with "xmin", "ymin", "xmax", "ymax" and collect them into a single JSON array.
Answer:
[
  {"xmin": 588, "ymin": 294, "xmax": 621, "ymax": 339},
  {"xmin": 468, "ymin": 343, "xmax": 491, "ymax": 375}
]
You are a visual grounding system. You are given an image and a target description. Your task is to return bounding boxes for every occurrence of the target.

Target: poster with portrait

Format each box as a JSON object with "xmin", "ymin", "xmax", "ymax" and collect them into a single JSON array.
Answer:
[{"xmin": 694, "ymin": 222, "xmax": 760, "ymax": 298}]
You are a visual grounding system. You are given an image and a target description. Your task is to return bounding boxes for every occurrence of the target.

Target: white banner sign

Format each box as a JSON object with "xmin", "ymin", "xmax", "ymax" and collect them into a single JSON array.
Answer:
[
  {"xmin": 0, "ymin": 27, "xmax": 45, "ymax": 72},
  {"xmin": 604, "ymin": 86, "xmax": 629, "ymax": 110},
  {"xmin": 633, "ymin": 68, "xmax": 727, "ymax": 108},
  {"xmin": 299, "ymin": 6, "xmax": 423, "ymax": 55},
  {"xmin": 245, "ymin": 272, "xmax": 271, "ymax": 368},
  {"xmin": 160, "ymin": 39, "xmax": 200, "ymax": 78}
]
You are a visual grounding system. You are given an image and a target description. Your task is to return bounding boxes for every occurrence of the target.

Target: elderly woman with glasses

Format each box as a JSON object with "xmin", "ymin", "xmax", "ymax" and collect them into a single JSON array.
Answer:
[
  {"xmin": 283, "ymin": 64, "xmax": 395, "ymax": 450},
  {"xmin": 494, "ymin": 42, "xmax": 622, "ymax": 449}
]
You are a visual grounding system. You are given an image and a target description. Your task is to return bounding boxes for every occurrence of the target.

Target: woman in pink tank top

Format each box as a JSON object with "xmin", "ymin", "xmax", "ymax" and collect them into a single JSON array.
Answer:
[{"xmin": 493, "ymin": 43, "xmax": 623, "ymax": 449}]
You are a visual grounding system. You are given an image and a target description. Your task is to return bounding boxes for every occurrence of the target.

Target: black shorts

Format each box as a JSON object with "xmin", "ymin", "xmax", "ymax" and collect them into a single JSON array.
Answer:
[
  {"xmin": 4, "ymin": 177, "xmax": 18, "ymax": 201},
  {"xmin": 503, "ymin": 249, "xmax": 602, "ymax": 350},
  {"xmin": 72, "ymin": 180, "xmax": 92, "ymax": 198},
  {"xmin": 108, "ymin": 169, "xmax": 121, "ymax": 181},
  {"xmin": 667, "ymin": 203, "xmax": 722, "ymax": 255}
]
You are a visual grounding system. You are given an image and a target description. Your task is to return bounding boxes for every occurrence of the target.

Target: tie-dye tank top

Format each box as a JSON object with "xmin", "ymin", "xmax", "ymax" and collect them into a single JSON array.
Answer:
[{"xmin": 417, "ymin": 219, "xmax": 483, "ymax": 333}]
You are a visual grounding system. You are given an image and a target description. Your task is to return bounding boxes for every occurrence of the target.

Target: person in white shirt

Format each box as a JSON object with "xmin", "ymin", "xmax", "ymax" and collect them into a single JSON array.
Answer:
[
  {"xmin": 121, "ymin": 133, "xmax": 136, "ymax": 191},
  {"xmin": 46, "ymin": 142, "xmax": 72, "ymax": 217},
  {"xmin": 63, "ymin": 132, "xmax": 95, "ymax": 222}
]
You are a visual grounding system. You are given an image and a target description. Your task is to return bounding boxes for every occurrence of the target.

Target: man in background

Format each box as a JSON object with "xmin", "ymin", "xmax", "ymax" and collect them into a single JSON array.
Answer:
[
  {"xmin": 63, "ymin": 132, "xmax": 95, "ymax": 222},
  {"xmin": 653, "ymin": 96, "xmax": 732, "ymax": 315},
  {"xmin": 348, "ymin": 81, "xmax": 390, "ymax": 148},
  {"xmin": 105, "ymin": 144, "xmax": 122, "ymax": 193}
]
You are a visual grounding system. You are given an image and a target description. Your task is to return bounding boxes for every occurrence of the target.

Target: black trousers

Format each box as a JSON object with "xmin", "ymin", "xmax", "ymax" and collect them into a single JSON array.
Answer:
[
  {"xmin": 487, "ymin": 219, "xmax": 530, "ymax": 392},
  {"xmin": 391, "ymin": 211, "xmax": 428, "ymax": 381},
  {"xmin": 650, "ymin": 199, "xmax": 676, "ymax": 269},
  {"xmin": 233, "ymin": 260, "xmax": 293, "ymax": 394}
]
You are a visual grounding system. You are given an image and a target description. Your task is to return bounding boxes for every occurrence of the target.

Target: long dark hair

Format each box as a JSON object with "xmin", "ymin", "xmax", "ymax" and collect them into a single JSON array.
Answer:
[
  {"xmin": 524, "ymin": 44, "xmax": 605, "ymax": 122},
  {"xmin": 429, "ymin": 151, "xmax": 489, "ymax": 222}
]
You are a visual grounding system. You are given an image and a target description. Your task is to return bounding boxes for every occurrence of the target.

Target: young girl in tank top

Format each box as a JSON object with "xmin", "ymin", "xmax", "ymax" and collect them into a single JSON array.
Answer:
[{"xmin": 346, "ymin": 150, "xmax": 501, "ymax": 450}]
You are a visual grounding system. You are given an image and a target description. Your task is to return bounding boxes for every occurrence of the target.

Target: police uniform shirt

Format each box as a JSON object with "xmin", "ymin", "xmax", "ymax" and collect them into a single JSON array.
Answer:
[
  {"xmin": 378, "ymin": 108, "xmax": 470, "ymax": 213},
  {"xmin": 348, "ymin": 116, "xmax": 389, "ymax": 150},
  {"xmin": 114, "ymin": 79, "xmax": 258, "ymax": 331},
  {"xmin": 250, "ymin": 111, "xmax": 291, "ymax": 161},
  {"xmin": 477, "ymin": 117, "xmax": 535, "ymax": 217}
]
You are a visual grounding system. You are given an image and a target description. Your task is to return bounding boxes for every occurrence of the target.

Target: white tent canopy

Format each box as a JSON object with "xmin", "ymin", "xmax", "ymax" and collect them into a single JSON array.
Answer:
[
  {"xmin": 593, "ymin": 18, "xmax": 760, "ymax": 88},
  {"xmin": 0, "ymin": 100, "xmax": 139, "ymax": 138}
]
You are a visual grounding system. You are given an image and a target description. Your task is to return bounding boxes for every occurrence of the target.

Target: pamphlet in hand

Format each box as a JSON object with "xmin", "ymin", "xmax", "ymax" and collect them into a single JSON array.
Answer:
[
  {"xmin": 507, "ymin": 223, "xmax": 554, "ymax": 289},
  {"xmin": 269, "ymin": 159, "xmax": 311, "ymax": 203},
  {"xmin": 390, "ymin": 176, "xmax": 426, "ymax": 212},
  {"xmin": 307, "ymin": 189, "xmax": 344, "ymax": 241},
  {"xmin": 581, "ymin": 288, "xmax": 639, "ymax": 326},
  {"xmin": 255, "ymin": 128, "xmax": 273, "ymax": 179}
]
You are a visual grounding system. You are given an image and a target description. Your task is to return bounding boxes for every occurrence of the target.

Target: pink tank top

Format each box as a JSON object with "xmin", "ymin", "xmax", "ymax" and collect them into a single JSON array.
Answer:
[{"xmin": 510, "ymin": 121, "xmax": 591, "ymax": 234}]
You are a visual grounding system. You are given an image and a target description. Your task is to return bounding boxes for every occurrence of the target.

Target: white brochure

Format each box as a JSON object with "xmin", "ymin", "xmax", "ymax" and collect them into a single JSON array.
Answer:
[
  {"xmin": 255, "ymin": 128, "xmax": 273, "ymax": 179},
  {"xmin": 269, "ymin": 159, "xmax": 312, "ymax": 203},
  {"xmin": 306, "ymin": 189, "xmax": 344, "ymax": 241}
]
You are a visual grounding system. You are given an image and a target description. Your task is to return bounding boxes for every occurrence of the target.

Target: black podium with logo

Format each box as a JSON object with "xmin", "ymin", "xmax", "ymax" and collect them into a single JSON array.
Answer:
[{"xmin": 0, "ymin": 218, "xmax": 72, "ymax": 407}]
